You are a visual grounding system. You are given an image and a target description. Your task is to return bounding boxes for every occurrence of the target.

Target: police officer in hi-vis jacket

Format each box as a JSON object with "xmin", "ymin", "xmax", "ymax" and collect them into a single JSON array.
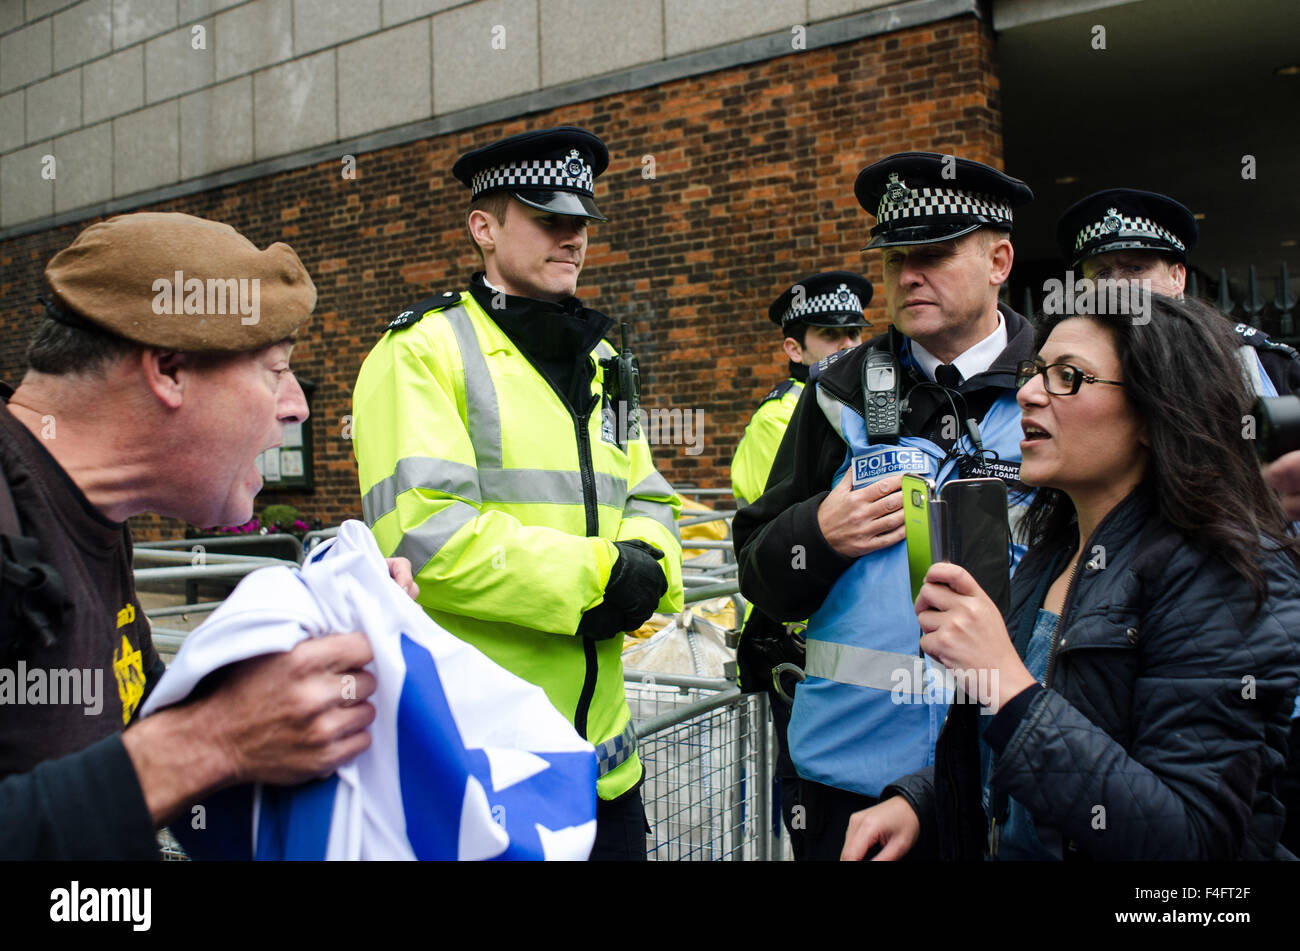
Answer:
[{"xmin": 352, "ymin": 126, "xmax": 684, "ymax": 860}]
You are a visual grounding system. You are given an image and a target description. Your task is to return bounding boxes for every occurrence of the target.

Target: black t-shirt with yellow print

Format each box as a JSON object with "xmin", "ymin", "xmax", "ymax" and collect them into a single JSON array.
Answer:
[{"xmin": 0, "ymin": 394, "xmax": 158, "ymax": 779}]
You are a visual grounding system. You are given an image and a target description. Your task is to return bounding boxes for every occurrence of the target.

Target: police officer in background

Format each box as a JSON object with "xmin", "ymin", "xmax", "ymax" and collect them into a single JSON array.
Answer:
[
  {"xmin": 730, "ymin": 272, "xmax": 872, "ymax": 508},
  {"xmin": 730, "ymin": 272, "xmax": 871, "ymax": 858},
  {"xmin": 351, "ymin": 126, "xmax": 684, "ymax": 860},
  {"xmin": 734, "ymin": 153, "xmax": 1036, "ymax": 860},
  {"xmin": 1056, "ymin": 188, "xmax": 1300, "ymax": 395}
]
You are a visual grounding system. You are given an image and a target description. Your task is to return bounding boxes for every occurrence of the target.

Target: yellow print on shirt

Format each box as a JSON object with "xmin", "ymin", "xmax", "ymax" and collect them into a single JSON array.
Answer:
[{"xmin": 113, "ymin": 625, "xmax": 144, "ymax": 724}]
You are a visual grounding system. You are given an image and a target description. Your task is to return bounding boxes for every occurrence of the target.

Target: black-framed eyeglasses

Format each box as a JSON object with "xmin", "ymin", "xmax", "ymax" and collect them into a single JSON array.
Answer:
[{"xmin": 1015, "ymin": 359, "xmax": 1124, "ymax": 396}]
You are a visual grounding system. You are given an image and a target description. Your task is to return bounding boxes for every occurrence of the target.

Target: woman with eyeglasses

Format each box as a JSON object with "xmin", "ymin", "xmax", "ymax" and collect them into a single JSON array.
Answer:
[{"xmin": 841, "ymin": 295, "xmax": 1300, "ymax": 861}]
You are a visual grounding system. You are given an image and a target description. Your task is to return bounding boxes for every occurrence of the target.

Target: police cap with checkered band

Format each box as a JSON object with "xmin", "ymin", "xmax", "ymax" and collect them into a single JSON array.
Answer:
[
  {"xmin": 768, "ymin": 271, "xmax": 873, "ymax": 331},
  {"xmin": 452, "ymin": 125, "xmax": 610, "ymax": 221},
  {"xmin": 854, "ymin": 152, "xmax": 1033, "ymax": 250},
  {"xmin": 1055, "ymin": 188, "xmax": 1197, "ymax": 268}
]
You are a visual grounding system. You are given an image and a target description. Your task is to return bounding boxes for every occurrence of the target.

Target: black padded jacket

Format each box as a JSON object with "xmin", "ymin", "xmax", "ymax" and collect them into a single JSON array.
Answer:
[{"xmin": 885, "ymin": 484, "xmax": 1300, "ymax": 860}]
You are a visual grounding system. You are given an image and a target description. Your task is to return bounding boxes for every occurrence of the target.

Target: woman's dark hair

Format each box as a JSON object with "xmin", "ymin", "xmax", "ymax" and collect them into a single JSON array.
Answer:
[{"xmin": 1018, "ymin": 295, "xmax": 1300, "ymax": 609}]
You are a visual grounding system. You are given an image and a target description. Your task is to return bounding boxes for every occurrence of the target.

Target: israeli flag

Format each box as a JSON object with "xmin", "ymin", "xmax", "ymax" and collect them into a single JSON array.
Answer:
[{"xmin": 141, "ymin": 521, "xmax": 598, "ymax": 860}]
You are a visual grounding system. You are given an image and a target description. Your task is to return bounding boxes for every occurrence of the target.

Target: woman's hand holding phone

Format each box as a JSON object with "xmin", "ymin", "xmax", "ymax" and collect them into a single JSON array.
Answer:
[{"xmin": 914, "ymin": 562, "xmax": 1037, "ymax": 713}]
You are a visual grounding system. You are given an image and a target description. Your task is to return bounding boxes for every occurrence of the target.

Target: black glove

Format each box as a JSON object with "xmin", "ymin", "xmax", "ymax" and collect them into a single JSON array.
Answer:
[{"xmin": 576, "ymin": 539, "xmax": 668, "ymax": 640}]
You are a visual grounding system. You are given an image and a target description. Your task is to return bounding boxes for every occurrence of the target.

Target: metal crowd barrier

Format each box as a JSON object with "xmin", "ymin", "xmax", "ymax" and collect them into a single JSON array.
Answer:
[{"xmin": 625, "ymin": 669, "xmax": 777, "ymax": 861}]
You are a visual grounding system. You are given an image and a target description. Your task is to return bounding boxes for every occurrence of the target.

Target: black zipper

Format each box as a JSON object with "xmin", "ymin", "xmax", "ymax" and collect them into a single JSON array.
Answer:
[
  {"xmin": 574, "ymin": 394, "xmax": 600, "ymax": 536},
  {"xmin": 572, "ymin": 393, "xmax": 601, "ymax": 739}
]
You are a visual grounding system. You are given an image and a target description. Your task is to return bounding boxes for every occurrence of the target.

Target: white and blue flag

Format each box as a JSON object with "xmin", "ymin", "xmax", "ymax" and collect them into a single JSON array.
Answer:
[{"xmin": 141, "ymin": 520, "xmax": 598, "ymax": 860}]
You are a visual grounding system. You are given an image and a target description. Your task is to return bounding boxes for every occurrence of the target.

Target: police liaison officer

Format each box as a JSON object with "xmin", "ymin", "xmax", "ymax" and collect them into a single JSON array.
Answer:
[
  {"xmin": 351, "ymin": 126, "xmax": 684, "ymax": 860},
  {"xmin": 1056, "ymin": 187, "xmax": 1300, "ymax": 396},
  {"xmin": 730, "ymin": 272, "xmax": 871, "ymax": 856},
  {"xmin": 733, "ymin": 153, "xmax": 1036, "ymax": 860}
]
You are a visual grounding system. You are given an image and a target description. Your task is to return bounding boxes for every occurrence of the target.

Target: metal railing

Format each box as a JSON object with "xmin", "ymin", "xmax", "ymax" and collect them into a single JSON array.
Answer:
[{"xmin": 625, "ymin": 670, "xmax": 775, "ymax": 861}]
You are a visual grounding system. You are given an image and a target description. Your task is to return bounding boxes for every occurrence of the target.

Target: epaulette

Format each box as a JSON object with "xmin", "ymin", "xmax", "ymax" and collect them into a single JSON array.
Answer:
[
  {"xmin": 808, "ymin": 348, "xmax": 850, "ymax": 382},
  {"xmin": 386, "ymin": 290, "xmax": 461, "ymax": 331},
  {"xmin": 1232, "ymin": 322, "xmax": 1300, "ymax": 361},
  {"xmin": 757, "ymin": 378, "xmax": 801, "ymax": 407}
]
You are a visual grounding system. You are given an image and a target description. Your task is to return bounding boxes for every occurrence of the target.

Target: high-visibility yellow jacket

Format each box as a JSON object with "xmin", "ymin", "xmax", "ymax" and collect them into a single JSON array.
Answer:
[
  {"xmin": 352, "ymin": 289, "xmax": 683, "ymax": 800},
  {"xmin": 730, "ymin": 378, "xmax": 803, "ymax": 508}
]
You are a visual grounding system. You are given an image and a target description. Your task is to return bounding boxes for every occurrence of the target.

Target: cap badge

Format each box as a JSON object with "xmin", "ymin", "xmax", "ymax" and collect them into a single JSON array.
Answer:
[
  {"xmin": 565, "ymin": 149, "xmax": 585, "ymax": 179},
  {"xmin": 886, "ymin": 173, "xmax": 909, "ymax": 204},
  {"xmin": 836, "ymin": 284, "xmax": 852, "ymax": 304},
  {"xmin": 1103, "ymin": 208, "xmax": 1123, "ymax": 233}
]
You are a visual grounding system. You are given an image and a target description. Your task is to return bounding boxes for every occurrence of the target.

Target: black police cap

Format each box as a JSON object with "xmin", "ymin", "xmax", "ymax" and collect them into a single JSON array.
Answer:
[
  {"xmin": 1055, "ymin": 188, "xmax": 1197, "ymax": 267},
  {"xmin": 854, "ymin": 152, "xmax": 1033, "ymax": 250},
  {"xmin": 452, "ymin": 125, "xmax": 610, "ymax": 221},
  {"xmin": 768, "ymin": 271, "xmax": 873, "ymax": 330}
]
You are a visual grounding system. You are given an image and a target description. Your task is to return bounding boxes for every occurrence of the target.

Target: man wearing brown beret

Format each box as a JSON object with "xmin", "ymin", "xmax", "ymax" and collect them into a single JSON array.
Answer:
[{"xmin": 0, "ymin": 212, "xmax": 409, "ymax": 859}]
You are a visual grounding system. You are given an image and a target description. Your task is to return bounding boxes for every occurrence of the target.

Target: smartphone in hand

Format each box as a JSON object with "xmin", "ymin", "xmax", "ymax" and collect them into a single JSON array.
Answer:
[{"xmin": 902, "ymin": 475, "xmax": 1010, "ymax": 612}]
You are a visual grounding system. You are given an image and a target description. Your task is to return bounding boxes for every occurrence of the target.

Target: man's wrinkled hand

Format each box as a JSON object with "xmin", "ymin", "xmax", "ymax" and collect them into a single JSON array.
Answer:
[
  {"xmin": 816, "ymin": 473, "xmax": 906, "ymax": 559},
  {"xmin": 205, "ymin": 632, "xmax": 378, "ymax": 786}
]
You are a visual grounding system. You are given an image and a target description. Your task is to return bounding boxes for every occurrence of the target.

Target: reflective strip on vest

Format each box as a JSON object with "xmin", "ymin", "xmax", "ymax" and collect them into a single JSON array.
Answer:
[
  {"xmin": 392, "ymin": 501, "xmax": 479, "ymax": 574},
  {"xmin": 594, "ymin": 721, "xmax": 637, "ymax": 776},
  {"xmin": 804, "ymin": 641, "xmax": 927, "ymax": 694},
  {"xmin": 362, "ymin": 457, "xmax": 628, "ymax": 524},
  {"xmin": 444, "ymin": 305, "xmax": 504, "ymax": 468},
  {"xmin": 624, "ymin": 471, "xmax": 681, "ymax": 539},
  {"xmin": 362, "ymin": 457, "xmax": 482, "ymax": 523}
]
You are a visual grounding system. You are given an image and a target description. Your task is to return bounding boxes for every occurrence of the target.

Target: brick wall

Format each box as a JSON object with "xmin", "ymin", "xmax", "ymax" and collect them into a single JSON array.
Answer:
[{"xmin": 0, "ymin": 14, "xmax": 1002, "ymax": 540}]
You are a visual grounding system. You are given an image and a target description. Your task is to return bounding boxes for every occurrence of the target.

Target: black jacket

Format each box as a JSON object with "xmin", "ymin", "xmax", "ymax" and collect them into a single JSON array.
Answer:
[
  {"xmin": 885, "ymin": 485, "xmax": 1300, "ymax": 860},
  {"xmin": 733, "ymin": 304, "xmax": 1036, "ymax": 622}
]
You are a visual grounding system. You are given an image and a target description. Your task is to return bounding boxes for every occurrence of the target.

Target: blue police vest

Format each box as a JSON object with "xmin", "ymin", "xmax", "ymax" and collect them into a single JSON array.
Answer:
[{"xmin": 788, "ymin": 382, "xmax": 1029, "ymax": 797}]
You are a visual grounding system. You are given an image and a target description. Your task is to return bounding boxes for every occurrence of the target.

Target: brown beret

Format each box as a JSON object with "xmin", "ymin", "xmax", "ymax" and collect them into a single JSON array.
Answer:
[{"xmin": 43, "ymin": 212, "xmax": 316, "ymax": 352}]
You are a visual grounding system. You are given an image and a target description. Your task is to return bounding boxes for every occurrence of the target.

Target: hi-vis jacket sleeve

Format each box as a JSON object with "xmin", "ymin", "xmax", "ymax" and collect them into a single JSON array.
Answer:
[
  {"xmin": 730, "ymin": 404, "xmax": 788, "ymax": 508},
  {"xmin": 353, "ymin": 327, "xmax": 618, "ymax": 636},
  {"xmin": 616, "ymin": 438, "xmax": 684, "ymax": 615}
]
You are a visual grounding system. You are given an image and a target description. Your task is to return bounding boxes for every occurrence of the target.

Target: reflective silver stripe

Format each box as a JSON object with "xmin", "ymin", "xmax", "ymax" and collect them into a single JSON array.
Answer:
[
  {"xmin": 1236, "ymin": 345, "xmax": 1268, "ymax": 397},
  {"xmin": 595, "ymin": 471, "xmax": 628, "ymax": 511},
  {"xmin": 629, "ymin": 469, "xmax": 673, "ymax": 500},
  {"xmin": 392, "ymin": 501, "xmax": 480, "ymax": 572},
  {"xmin": 626, "ymin": 471, "xmax": 680, "ymax": 540},
  {"xmin": 816, "ymin": 385, "xmax": 849, "ymax": 442},
  {"xmin": 443, "ymin": 305, "xmax": 504, "ymax": 468},
  {"xmin": 804, "ymin": 640, "xmax": 927, "ymax": 694},
  {"xmin": 479, "ymin": 469, "xmax": 626, "ymax": 508},
  {"xmin": 367, "ymin": 462, "xmax": 630, "ymax": 526},
  {"xmin": 593, "ymin": 721, "xmax": 637, "ymax": 776},
  {"xmin": 362, "ymin": 457, "xmax": 483, "ymax": 524},
  {"xmin": 623, "ymin": 496, "xmax": 678, "ymax": 538}
]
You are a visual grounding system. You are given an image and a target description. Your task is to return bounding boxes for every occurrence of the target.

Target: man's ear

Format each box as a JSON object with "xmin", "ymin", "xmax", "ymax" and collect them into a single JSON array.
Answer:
[
  {"xmin": 140, "ymin": 348, "xmax": 186, "ymax": 409},
  {"xmin": 781, "ymin": 337, "xmax": 803, "ymax": 364},
  {"xmin": 988, "ymin": 234, "xmax": 1014, "ymax": 286},
  {"xmin": 1169, "ymin": 262, "xmax": 1187, "ymax": 297},
  {"xmin": 468, "ymin": 209, "xmax": 498, "ymax": 256}
]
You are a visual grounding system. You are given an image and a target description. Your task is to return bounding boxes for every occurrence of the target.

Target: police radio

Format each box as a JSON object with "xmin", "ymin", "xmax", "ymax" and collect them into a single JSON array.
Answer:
[
  {"xmin": 863, "ymin": 347, "xmax": 901, "ymax": 440},
  {"xmin": 601, "ymin": 323, "xmax": 641, "ymax": 449}
]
